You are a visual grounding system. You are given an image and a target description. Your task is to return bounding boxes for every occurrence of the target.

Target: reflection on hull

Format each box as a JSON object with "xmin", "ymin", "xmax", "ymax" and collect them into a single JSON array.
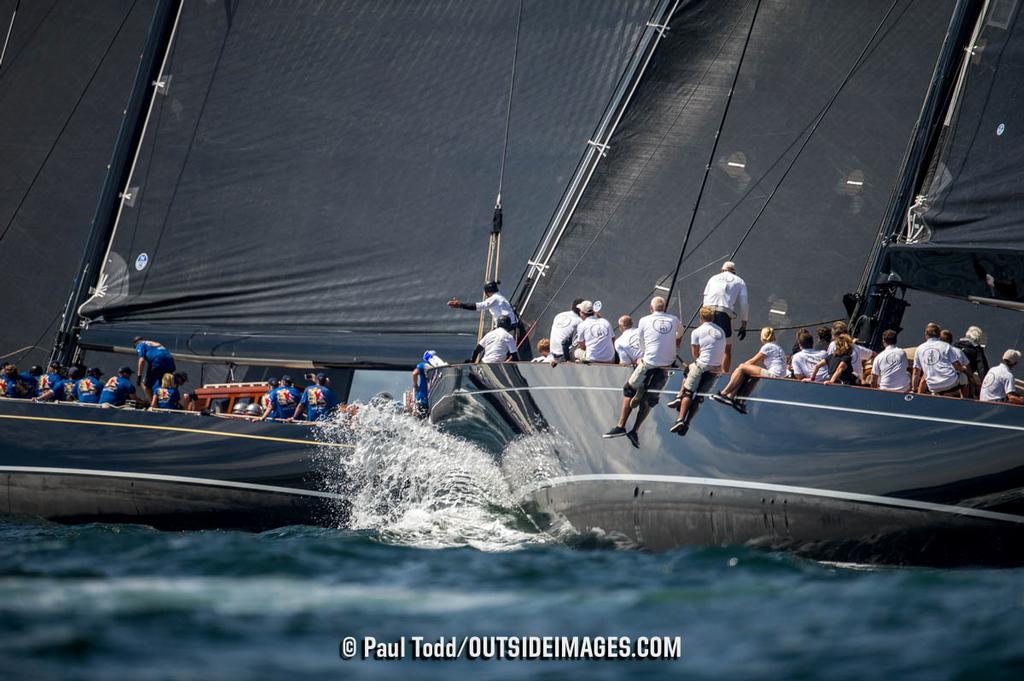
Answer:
[
  {"xmin": 0, "ymin": 398, "xmax": 340, "ymax": 530},
  {"xmin": 429, "ymin": 363, "xmax": 1024, "ymax": 565}
]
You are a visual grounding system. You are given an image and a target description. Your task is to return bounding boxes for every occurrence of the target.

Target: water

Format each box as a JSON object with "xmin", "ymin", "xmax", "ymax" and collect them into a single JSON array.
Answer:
[{"xmin": 2, "ymin": 405, "xmax": 1023, "ymax": 680}]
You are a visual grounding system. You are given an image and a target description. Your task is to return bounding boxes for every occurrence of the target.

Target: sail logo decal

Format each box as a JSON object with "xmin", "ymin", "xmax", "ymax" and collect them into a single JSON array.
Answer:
[
  {"xmin": 135, "ymin": 252, "xmax": 149, "ymax": 271},
  {"xmin": 653, "ymin": 319, "xmax": 672, "ymax": 334}
]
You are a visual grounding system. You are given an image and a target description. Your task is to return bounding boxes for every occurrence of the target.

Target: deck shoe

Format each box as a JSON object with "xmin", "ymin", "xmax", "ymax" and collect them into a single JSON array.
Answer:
[
  {"xmin": 666, "ymin": 397, "xmax": 682, "ymax": 410},
  {"xmin": 625, "ymin": 430, "xmax": 640, "ymax": 448},
  {"xmin": 710, "ymin": 393, "xmax": 732, "ymax": 406},
  {"xmin": 669, "ymin": 419, "xmax": 688, "ymax": 435},
  {"xmin": 603, "ymin": 426, "xmax": 627, "ymax": 439}
]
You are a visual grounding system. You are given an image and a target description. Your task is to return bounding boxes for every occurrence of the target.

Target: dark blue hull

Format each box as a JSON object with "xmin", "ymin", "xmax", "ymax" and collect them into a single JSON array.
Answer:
[{"xmin": 429, "ymin": 363, "xmax": 1024, "ymax": 565}]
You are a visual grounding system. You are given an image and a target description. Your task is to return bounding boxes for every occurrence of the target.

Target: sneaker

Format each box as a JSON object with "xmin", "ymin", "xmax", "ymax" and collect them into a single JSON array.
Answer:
[
  {"xmin": 603, "ymin": 426, "xmax": 627, "ymax": 439},
  {"xmin": 666, "ymin": 397, "xmax": 682, "ymax": 410},
  {"xmin": 625, "ymin": 430, "xmax": 640, "ymax": 448},
  {"xmin": 710, "ymin": 393, "xmax": 732, "ymax": 406},
  {"xmin": 669, "ymin": 419, "xmax": 688, "ymax": 435}
]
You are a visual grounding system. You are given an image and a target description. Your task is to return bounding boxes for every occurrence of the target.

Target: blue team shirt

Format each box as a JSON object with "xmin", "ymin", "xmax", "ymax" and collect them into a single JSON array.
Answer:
[
  {"xmin": 50, "ymin": 378, "xmax": 76, "ymax": 401},
  {"xmin": 99, "ymin": 375, "xmax": 136, "ymax": 406},
  {"xmin": 299, "ymin": 385, "xmax": 338, "ymax": 421},
  {"xmin": 154, "ymin": 386, "xmax": 181, "ymax": 409},
  {"xmin": 37, "ymin": 372, "xmax": 62, "ymax": 396},
  {"xmin": 72, "ymin": 376, "xmax": 103, "ymax": 403},
  {"xmin": 137, "ymin": 341, "xmax": 175, "ymax": 369},
  {"xmin": 414, "ymin": 361, "xmax": 430, "ymax": 403},
  {"xmin": 2, "ymin": 372, "xmax": 38, "ymax": 398},
  {"xmin": 269, "ymin": 386, "xmax": 302, "ymax": 419},
  {"xmin": 0, "ymin": 374, "xmax": 19, "ymax": 397}
]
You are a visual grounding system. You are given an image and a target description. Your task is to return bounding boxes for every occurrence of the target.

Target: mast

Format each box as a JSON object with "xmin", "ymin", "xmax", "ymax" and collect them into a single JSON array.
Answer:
[
  {"xmin": 50, "ymin": 0, "xmax": 182, "ymax": 367},
  {"xmin": 850, "ymin": 0, "xmax": 986, "ymax": 349}
]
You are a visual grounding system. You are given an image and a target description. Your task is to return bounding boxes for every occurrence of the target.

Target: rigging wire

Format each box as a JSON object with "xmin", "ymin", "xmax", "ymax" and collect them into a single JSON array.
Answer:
[
  {"xmin": 0, "ymin": 0, "xmax": 20, "ymax": 70},
  {"xmin": 495, "ymin": 0, "xmax": 524, "ymax": 210},
  {"xmin": 0, "ymin": 0, "xmax": 140, "ymax": 245}
]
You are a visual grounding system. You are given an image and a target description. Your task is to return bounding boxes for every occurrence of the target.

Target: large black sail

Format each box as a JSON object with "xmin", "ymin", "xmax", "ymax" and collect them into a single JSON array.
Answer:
[
  {"xmin": 886, "ymin": 0, "xmax": 1024, "ymax": 304},
  {"xmin": 516, "ymin": 0, "xmax": 957, "ymax": 358},
  {"xmin": 78, "ymin": 0, "xmax": 659, "ymax": 367},
  {"xmin": 0, "ymin": 0, "xmax": 153, "ymax": 366}
]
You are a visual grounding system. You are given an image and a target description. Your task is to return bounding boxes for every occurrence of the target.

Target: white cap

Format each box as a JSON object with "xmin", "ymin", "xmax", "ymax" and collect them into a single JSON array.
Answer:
[
  {"xmin": 965, "ymin": 326, "xmax": 986, "ymax": 345},
  {"xmin": 722, "ymin": 261, "xmax": 736, "ymax": 272},
  {"xmin": 578, "ymin": 300, "xmax": 594, "ymax": 314},
  {"xmin": 1003, "ymin": 349, "xmax": 1020, "ymax": 364}
]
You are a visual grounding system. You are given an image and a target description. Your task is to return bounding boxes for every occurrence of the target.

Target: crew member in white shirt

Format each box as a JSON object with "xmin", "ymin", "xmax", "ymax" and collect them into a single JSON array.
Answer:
[
  {"xmin": 790, "ymin": 330, "xmax": 827, "ymax": 382},
  {"xmin": 912, "ymin": 323, "xmax": 968, "ymax": 398},
  {"xmin": 712, "ymin": 327, "xmax": 786, "ymax": 410},
  {"xmin": 870, "ymin": 329, "xmax": 911, "ymax": 392},
  {"xmin": 573, "ymin": 301, "xmax": 616, "ymax": 363},
  {"xmin": 980, "ymin": 349, "xmax": 1022, "ymax": 404},
  {"xmin": 614, "ymin": 315, "xmax": 642, "ymax": 366},
  {"xmin": 547, "ymin": 298, "xmax": 585, "ymax": 363},
  {"xmin": 669, "ymin": 306, "xmax": 725, "ymax": 436},
  {"xmin": 470, "ymin": 315, "xmax": 518, "ymax": 364},
  {"xmin": 448, "ymin": 281, "xmax": 517, "ymax": 327},
  {"xmin": 703, "ymin": 261, "xmax": 748, "ymax": 373},
  {"xmin": 531, "ymin": 339, "xmax": 553, "ymax": 363},
  {"xmin": 604, "ymin": 296, "xmax": 682, "ymax": 447}
]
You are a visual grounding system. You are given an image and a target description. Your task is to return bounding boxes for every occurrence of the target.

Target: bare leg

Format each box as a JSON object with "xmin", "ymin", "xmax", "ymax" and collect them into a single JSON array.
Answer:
[
  {"xmin": 631, "ymin": 401, "xmax": 652, "ymax": 432},
  {"xmin": 722, "ymin": 343, "xmax": 733, "ymax": 373},
  {"xmin": 720, "ymin": 364, "xmax": 760, "ymax": 397},
  {"xmin": 675, "ymin": 393, "xmax": 692, "ymax": 422},
  {"xmin": 616, "ymin": 397, "xmax": 632, "ymax": 429}
]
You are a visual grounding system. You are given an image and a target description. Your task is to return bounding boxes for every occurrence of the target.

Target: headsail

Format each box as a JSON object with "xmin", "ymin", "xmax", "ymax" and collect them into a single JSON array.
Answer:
[{"xmin": 77, "ymin": 0, "xmax": 659, "ymax": 367}]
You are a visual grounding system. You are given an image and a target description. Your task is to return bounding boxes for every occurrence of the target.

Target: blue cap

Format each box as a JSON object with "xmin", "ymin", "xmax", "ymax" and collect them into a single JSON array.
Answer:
[
  {"xmin": 315, "ymin": 372, "xmax": 327, "ymax": 382},
  {"xmin": 423, "ymin": 350, "xmax": 436, "ymax": 362},
  {"xmin": 281, "ymin": 375, "xmax": 293, "ymax": 385}
]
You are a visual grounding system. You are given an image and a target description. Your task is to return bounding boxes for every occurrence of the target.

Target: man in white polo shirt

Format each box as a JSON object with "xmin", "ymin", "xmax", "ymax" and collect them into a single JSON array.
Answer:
[
  {"xmin": 470, "ymin": 315, "xmax": 518, "ymax": 364},
  {"xmin": 614, "ymin": 315, "xmax": 642, "ymax": 366},
  {"xmin": 980, "ymin": 349, "xmax": 1022, "ymax": 404},
  {"xmin": 548, "ymin": 298, "xmax": 585, "ymax": 363},
  {"xmin": 573, "ymin": 301, "xmax": 616, "ymax": 363},
  {"xmin": 669, "ymin": 306, "xmax": 725, "ymax": 436},
  {"xmin": 871, "ymin": 329, "xmax": 911, "ymax": 392},
  {"xmin": 912, "ymin": 323, "xmax": 968, "ymax": 397},
  {"xmin": 604, "ymin": 296, "xmax": 682, "ymax": 447},
  {"xmin": 703, "ymin": 261, "xmax": 748, "ymax": 373}
]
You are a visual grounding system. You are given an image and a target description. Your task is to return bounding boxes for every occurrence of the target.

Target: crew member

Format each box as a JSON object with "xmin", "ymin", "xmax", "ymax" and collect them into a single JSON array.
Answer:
[
  {"xmin": 913, "ymin": 323, "xmax": 969, "ymax": 397},
  {"xmin": 531, "ymin": 339, "xmax": 553, "ymax": 363},
  {"xmin": 99, "ymin": 366, "xmax": 138, "ymax": 407},
  {"xmin": 36, "ymin": 367, "xmax": 82, "ymax": 402},
  {"xmin": 614, "ymin": 315, "xmax": 641, "ymax": 366},
  {"xmin": 72, "ymin": 368, "xmax": 104, "ymax": 403},
  {"xmin": 447, "ymin": 281, "xmax": 517, "ymax": 328},
  {"xmin": 871, "ymin": 330, "xmax": 911, "ymax": 392},
  {"xmin": 172, "ymin": 372, "xmax": 194, "ymax": 410},
  {"xmin": 790, "ymin": 330, "xmax": 827, "ymax": 382},
  {"xmin": 669, "ymin": 306, "xmax": 726, "ymax": 436},
  {"xmin": 805, "ymin": 333, "xmax": 858, "ymax": 385},
  {"xmin": 37, "ymin": 362, "xmax": 63, "ymax": 396},
  {"xmin": 548, "ymin": 298, "xmax": 585, "ymax": 362},
  {"xmin": 0, "ymin": 363, "xmax": 37, "ymax": 398},
  {"xmin": 713, "ymin": 327, "xmax": 787, "ymax": 408},
  {"xmin": 604, "ymin": 296, "xmax": 682, "ymax": 448},
  {"xmin": 956, "ymin": 325, "xmax": 990, "ymax": 378},
  {"xmin": 471, "ymin": 315, "xmax": 518, "ymax": 364},
  {"xmin": 411, "ymin": 353, "xmax": 435, "ymax": 417},
  {"xmin": 293, "ymin": 373, "xmax": 339, "ymax": 422},
  {"xmin": 980, "ymin": 349, "xmax": 1023, "ymax": 404},
  {"xmin": 827, "ymin": 322, "xmax": 874, "ymax": 383},
  {"xmin": 133, "ymin": 337, "xmax": 176, "ymax": 401},
  {"xmin": 573, "ymin": 301, "xmax": 615, "ymax": 363},
  {"xmin": 261, "ymin": 375, "xmax": 301, "ymax": 420},
  {"xmin": 703, "ymin": 261, "xmax": 748, "ymax": 373},
  {"xmin": 150, "ymin": 373, "xmax": 182, "ymax": 409},
  {"xmin": 260, "ymin": 377, "xmax": 280, "ymax": 413}
]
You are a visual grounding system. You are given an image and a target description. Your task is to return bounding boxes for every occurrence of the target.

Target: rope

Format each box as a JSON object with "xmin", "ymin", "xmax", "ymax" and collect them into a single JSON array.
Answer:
[{"xmin": 0, "ymin": 0, "xmax": 20, "ymax": 70}]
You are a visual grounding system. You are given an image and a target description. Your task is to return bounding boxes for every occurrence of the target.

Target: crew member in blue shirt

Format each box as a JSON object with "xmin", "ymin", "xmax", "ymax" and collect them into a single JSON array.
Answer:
[
  {"xmin": 150, "ymin": 372, "xmax": 182, "ymax": 409},
  {"xmin": 411, "ymin": 351, "xmax": 436, "ymax": 418},
  {"xmin": 36, "ymin": 362, "xmax": 63, "ymax": 397},
  {"xmin": 72, "ymin": 368, "xmax": 105, "ymax": 403},
  {"xmin": 36, "ymin": 367, "xmax": 82, "ymax": 402},
  {"xmin": 291, "ymin": 373, "xmax": 338, "ymax": 422},
  {"xmin": 133, "ymin": 336, "xmax": 176, "ymax": 401},
  {"xmin": 260, "ymin": 375, "xmax": 301, "ymax": 421},
  {"xmin": 99, "ymin": 366, "xmax": 138, "ymax": 407}
]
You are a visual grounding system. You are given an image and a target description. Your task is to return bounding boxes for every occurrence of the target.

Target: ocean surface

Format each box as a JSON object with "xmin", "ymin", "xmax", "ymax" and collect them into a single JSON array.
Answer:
[{"xmin": 2, "ymin": 407, "xmax": 1023, "ymax": 680}]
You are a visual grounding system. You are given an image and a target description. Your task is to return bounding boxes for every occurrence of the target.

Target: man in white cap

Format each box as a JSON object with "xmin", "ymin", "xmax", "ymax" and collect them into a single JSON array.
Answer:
[
  {"xmin": 573, "ymin": 301, "xmax": 615, "ymax": 363},
  {"xmin": 703, "ymin": 260, "xmax": 748, "ymax": 373},
  {"xmin": 980, "ymin": 349, "xmax": 1022, "ymax": 404}
]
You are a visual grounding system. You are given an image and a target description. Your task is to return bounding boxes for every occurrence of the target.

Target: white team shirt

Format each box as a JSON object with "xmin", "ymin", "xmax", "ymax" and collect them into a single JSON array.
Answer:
[
  {"xmin": 638, "ymin": 311, "xmax": 682, "ymax": 367},
  {"xmin": 548, "ymin": 310, "xmax": 580, "ymax": 358},
  {"xmin": 615, "ymin": 328, "xmax": 642, "ymax": 366},
  {"xmin": 980, "ymin": 362, "xmax": 1016, "ymax": 402},
  {"xmin": 759, "ymin": 342, "xmax": 787, "ymax": 377},
  {"xmin": 703, "ymin": 271, "xmax": 749, "ymax": 323},
  {"xmin": 576, "ymin": 316, "xmax": 615, "ymax": 362},
  {"xmin": 531, "ymin": 353, "xmax": 551, "ymax": 363},
  {"xmin": 791, "ymin": 348, "xmax": 827, "ymax": 381},
  {"xmin": 690, "ymin": 322, "xmax": 726, "ymax": 366},
  {"xmin": 475, "ymin": 293, "xmax": 517, "ymax": 325},
  {"xmin": 828, "ymin": 341, "xmax": 872, "ymax": 379},
  {"xmin": 478, "ymin": 327, "xmax": 517, "ymax": 363},
  {"xmin": 914, "ymin": 338, "xmax": 960, "ymax": 389},
  {"xmin": 873, "ymin": 345, "xmax": 911, "ymax": 392}
]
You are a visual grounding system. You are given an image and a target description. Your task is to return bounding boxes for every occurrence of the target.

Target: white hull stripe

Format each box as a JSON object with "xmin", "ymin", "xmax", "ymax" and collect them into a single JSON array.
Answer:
[
  {"xmin": 441, "ymin": 384, "xmax": 1024, "ymax": 434},
  {"xmin": 0, "ymin": 466, "xmax": 346, "ymax": 501},
  {"xmin": 522, "ymin": 474, "xmax": 1024, "ymax": 525}
]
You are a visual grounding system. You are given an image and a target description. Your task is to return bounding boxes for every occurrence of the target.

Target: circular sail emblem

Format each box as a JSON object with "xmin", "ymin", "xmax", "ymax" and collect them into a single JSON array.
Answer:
[
  {"xmin": 556, "ymin": 313, "xmax": 571, "ymax": 328},
  {"xmin": 653, "ymin": 318, "xmax": 672, "ymax": 334},
  {"xmin": 135, "ymin": 253, "xmax": 149, "ymax": 271},
  {"xmin": 922, "ymin": 348, "xmax": 939, "ymax": 366}
]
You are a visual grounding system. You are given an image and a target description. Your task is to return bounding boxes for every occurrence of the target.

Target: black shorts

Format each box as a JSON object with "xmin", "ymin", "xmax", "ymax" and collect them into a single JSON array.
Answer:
[
  {"xmin": 622, "ymin": 365, "xmax": 668, "ymax": 406},
  {"xmin": 712, "ymin": 311, "xmax": 733, "ymax": 338}
]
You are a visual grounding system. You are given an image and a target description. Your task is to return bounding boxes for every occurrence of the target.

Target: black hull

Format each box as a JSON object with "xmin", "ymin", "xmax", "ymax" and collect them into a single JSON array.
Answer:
[
  {"xmin": 0, "ymin": 398, "xmax": 341, "ymax": 530},
  {"xmin": 429, "ymin": 363, "xmax": 1024, "ymax": 566}
]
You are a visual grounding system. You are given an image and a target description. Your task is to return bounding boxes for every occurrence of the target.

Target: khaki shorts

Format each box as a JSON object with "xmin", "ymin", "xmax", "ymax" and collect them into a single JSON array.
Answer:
[
  {"xmin": 684, "ymin": 362, "xmax": 721, "ymax": 393},
  {"xmin": 624, "ymin": 360, "xmax": 668, "ymax": 404},
  {"xmin": 929, "ymin": 371, "xmax": 968, "ymax": 394}
]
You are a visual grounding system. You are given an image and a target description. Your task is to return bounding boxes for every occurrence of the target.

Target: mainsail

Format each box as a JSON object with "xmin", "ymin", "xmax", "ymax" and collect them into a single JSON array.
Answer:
[
  {"xmin": 0, "ymin": 0, "xmax": 151, "ymax": 366},
  {"xmin": 77, "ymin": 0, "xmax": 660, "ymax": 367},
  {"xmin": 515, "ymin": 0, "xmax": 957, "ymax": 356}
]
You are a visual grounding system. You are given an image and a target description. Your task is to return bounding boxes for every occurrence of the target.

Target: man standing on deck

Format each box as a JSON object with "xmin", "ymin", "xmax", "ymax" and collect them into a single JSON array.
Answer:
[
  {"xmin": 614, "ymin": 315, "xmax": 641, "ymax": 366},
  {"xmin": 410, "ymin": 351, "xmax": 440, "ymax": 418},
  {"xmin": 447, "ymin": 281, "xmax": 517, "ymax": 328},
  {"xmin": 261, "ymin": 375, "xmax": 301, "ymax": 421},
  {"xmin": 604, "ymin": 296, "xmax": 682, "ymax": 448},
  {"xmin": 292, "ymin": 373, "xmax": 339, "ymax": 422},
  {"xmin": 703, "ymin": 261, "xmax": 748, "ymax": 373},
  {"xmin": 548, "ymin": 298, "xmax": 585, "ymax": 363},
  {"xmin": 133, "ymin": 337, "xmax": 176, "ymax": 402}
]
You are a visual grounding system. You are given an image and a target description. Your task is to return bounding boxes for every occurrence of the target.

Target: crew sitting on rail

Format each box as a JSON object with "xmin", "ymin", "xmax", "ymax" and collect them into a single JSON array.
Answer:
[
  {"xmin": 548, "ymin": 298, "xmax": 584, "ymax": 363},
  {"xmin": 292, "ymin": 372, "xmax": 339, "ymax": 422},
  {"xmin": 668, "ymin": 306, "xmax": 726, "ymax": 436},
  {"xmin": 260, "ymin": 377, "xmax": 280, "ymax": 413},
  {"xmin": 99, "ymin": 366, "xmax": 138, "ymax": 407},
  {"xmin": 448, "ymin": 281, "xmax": 518, "ymax": 329},
  {"xmin": 72, "ymin": 368, "xmax": 104, "ymax": 403},
  {"xmin": 133, "ymin": 336, "xmax": 176, "ymax": 402},
  {"xmin": 804, "ymin": 333, "xmax": 859, "ymax": 386},
  {"xmin": 260, "ymin": 375, "xmax": 301, "ymax": 421},
  {"xmin": 531, "ymin": 338, "xmax": 552, "ymax": 363},
  {"xmin": 940, "ymin": 329, "xmax": 973, "ymax": 395},
  {"xmin": 790, "ymin": 329, "xmax": 827, "ymax": 382},
  {"xmin": 980, "ymin": 349, "xmax": 1022, "ymax": 404},
  {"xmin": 36, "ymin": 362, "xmax": 63, "ymax": 397},
  {"xmin": 913, "ymin": 323, "xmax": 969, "ymax": 398},
  {"xmin": 956, "ymin": 325, "xmax": 990, "ymax": 395},
  {"xmin": 828, "ymin": 321, "xmax": 874, "ymax": 383},
  {"xmin": 870, "ymin": 330, "xmax": 911, "ymax": 392},
  {"xmin": 0, "ymin": 363, "xmax": 38, "ymax": 399},
  {"xmin": 151, "ymin": 372, "xmax": 183, "ymax": 410},
  {"xmin": 814, "ymin": 326, "xmax": 831, "ymax": 351},
  {"xmin": 712, "ymin": 326, "xmax": 786, "ymax": 409},
  {"xmin": 471, "ymin": 315, "xmax": 519, "ymax": 364},
  {"xmin": 35, "ymin": 366, "xmax": 81, "ymax": 402},
  {"xmin": 615, "ymin": 315, "xmax": 641, "ymax": 367},
  {"xmin": 573, "ymin": 301, "xmax": 616, "ymax": 363},
  {"xmin": 703, "ymin": 261, "xmax": 749, "ymax": 373}
]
